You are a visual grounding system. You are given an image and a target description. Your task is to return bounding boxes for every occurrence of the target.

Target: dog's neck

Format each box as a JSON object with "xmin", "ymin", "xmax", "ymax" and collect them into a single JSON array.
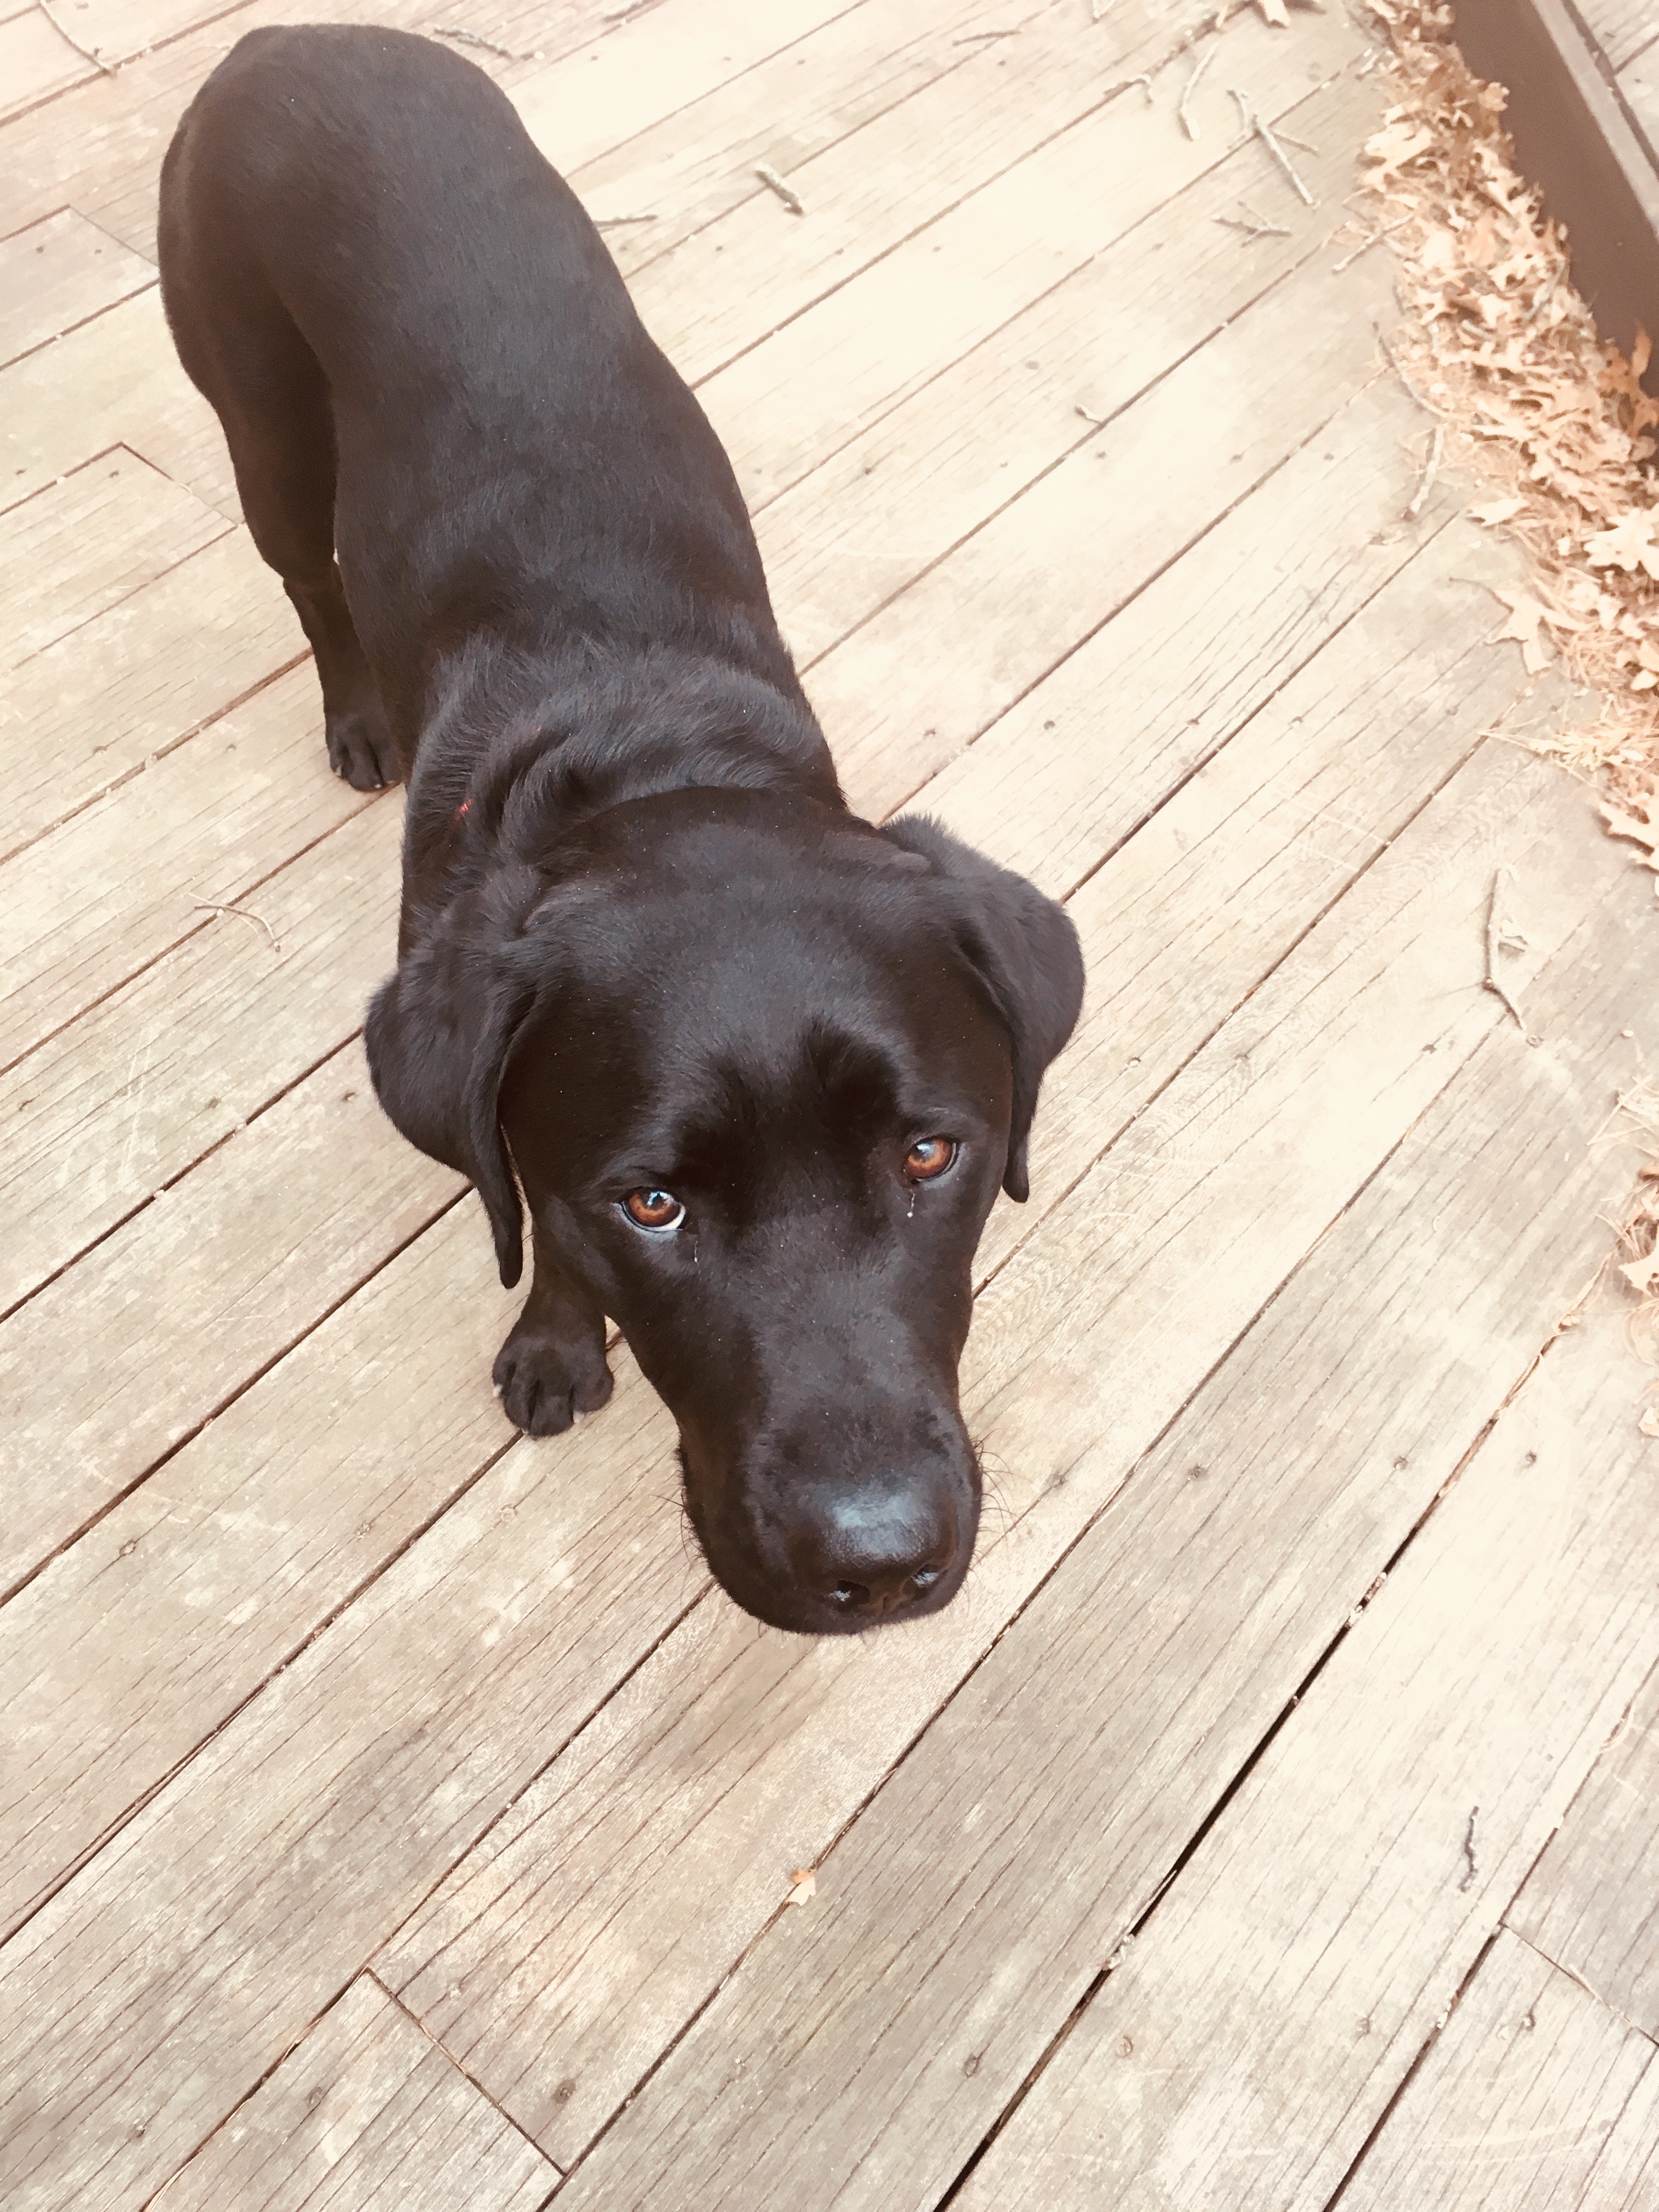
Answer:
[{"xmin": 399, "ymin": 634, "xmax": 843, "ymax": 928}]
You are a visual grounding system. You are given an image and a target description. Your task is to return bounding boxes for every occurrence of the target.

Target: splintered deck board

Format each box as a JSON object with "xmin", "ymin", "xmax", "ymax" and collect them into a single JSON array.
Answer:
[
  {"xmin": 405, "ymin": 748, "xmax": 1652, "ymax": 2190},
  {"xmin": 0, "ymin": 526, "xmax": 301, "ymax": 862},
  {"xmin": 674, "ymin": 9, "xmax": 1362, "ymax": 500},
  {"xmin": 0, "ymin": 210, "xmax": 154, "ymax": 371},
  {"xmin": 814, "ymin": 249, "xmax": 1397, "ymax": 819},
  {"xmin": 0, "ymin": 1037, "xmax": 460, "ymax": 1593},
  {"xmin": 150, "ymin": 1975, "xmax": 558, "ymax": 2212},
  {"xmin": 0, "ymin": 798, "xmax": 400, "ymax": 1317},
  {"xmin": 0, "ymin": 449, "xmax": 228, "ymax": 667},
  {"xmin": 0, "ymin": 1205, "xmax": 522, "ymax": 1942},
  {"xmin": 0, "ymin": 1357, "xmax": 699, "ymax": 2212},
  {"xmin": 1338, "ymin": 1931, "xmax": 1659, "ymax": 2212},
  {"xmin": 0, "ymin": 286, "xmax": 236, "ymax": 517},
  {"xmin": 1509, "ymin": 1659, "xmax": 1659, "ymax": 2038},
  {"xmin": 954, "ymin": 1305, "xmax": 1659, "ymax": 2211},
  {"xmin": 0, "ymin": 664, "xmax": 371, "ymax": 1076},
  {"xmin": 757, "ymin": 66, "xmax": 1376, "ymax": 667}
]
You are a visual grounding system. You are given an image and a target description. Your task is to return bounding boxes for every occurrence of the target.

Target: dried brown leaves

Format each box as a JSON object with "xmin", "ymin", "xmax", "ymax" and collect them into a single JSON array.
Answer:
[{"xmin": 1356, "ymin": 0, "xmax": 1659, "ymax": 811}]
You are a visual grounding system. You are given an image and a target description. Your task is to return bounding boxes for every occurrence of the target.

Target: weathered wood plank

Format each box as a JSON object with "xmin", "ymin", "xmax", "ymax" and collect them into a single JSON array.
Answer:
[
  {"xmin": 151, "ymin": 1975, "xmax": 558, "ymax": 2212},
  {"xmin": 0, "ymin": 663, "xmax": 370, "ymax": 1075},
  {"xmin": 0, "ymin": 797, "xmax": 398, "ymax": 1315},
  {"xmin": 0, "ymin": 3, "xmax": 94, "ymax": 123},
  {"xmin": 953, "ymin": 1302, "xmax": 1659, "ymax": 2212},
  {"xmin": 557, "ymin": 0, "xmax": 1034, "ymax": 284},
  {"xmin": 0, "ymin": 1035, "xmax": 460, "ymax": 1594},
  {"xmin": 0, "ymin": 524, "xmax": 302, "ymax": 862},
  {"xmin": 0, "ymin": 1204, "xmax": 520, "ymax": 1940},
  {"xmin": 0, "ymin": 1355, "xmax": 698, "ymax": 2212},
  {"xmin": 813, "ymin": 247, "xmax": 1398, "ymax": 821},
  {"xmin": 382, "ymin": 735, "xmax": 1642, "ymax": 2174},
  {"xmin": 673, "ymin": 7, "xmax": 1363, "ymax": 500},
  {"xmin": 1582, "ymin": 0, "xmax": 1659, "ymax": 72},
  {"xmin": 1339, "ymin": 1931, "xmax": 1658, "ymax": 2212},
  {"xmin": 757, "ymin": 65, "xmax": 1379, "ymax": 667},
  {"xmin": 0, "ymin": 285, "xmax": 236, "ymax": 517},
  {"xmin": 1509, "ymin": 1660, "xmax": 1659, "ymax": 2038},
  {"xmin": 1621, "ymin": 40, "xmax": 1659, "ymax": 149},
  {"xmin": 0, "ymin": 448, "xmax": 228, "ymax": 666},
  {"xmin": 0, "ymin": 210, "xmax": 154, "ymax": 370},
  {"xmin": 912, "ymin": 377, "xmax": 1444, "ymax": 903}
]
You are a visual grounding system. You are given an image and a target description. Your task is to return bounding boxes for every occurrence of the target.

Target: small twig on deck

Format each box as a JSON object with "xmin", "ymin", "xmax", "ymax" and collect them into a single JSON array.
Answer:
[
  {"xmin": 1483, "ymin": 869, "xmax": 1539, "ymax": 1045},
  {"xmin": 1373, "ymin": 323, "xmax": 1442, "ymax": 417},
  {"xmin": 1215, "ymin": 207, "xmax": 1291, "ymax": 239},
  {"xmin": 35, "ymin": 0, "xmax": 120, "ymax": 75},
  {"xmin": 194, "ymin": 899, "xmax": 281, "ymax": 953},
  {"xmin": 1178, "ymin": 47, "xmax": 1216, "ymax": 138},
  {"xmin": 1230, "ymin": 91, "xmax": 1317, "ymax": 206},
  {"xmin": 953, "ymin": 26, "xmax": 1020, "ymax": 38},
  {"xmin": 1272, "ymin": 128, "xmax": 1321, "ymax": 155},
  {"xmin": 1102, "ymin": 70, "xmax": 1156, "ymax": 103},
  {"xmin": 1405, "ymin": 421, "xmax": 1444, "ymax": 520},
  {"xmin": 595, "ymin": 213, "xmax": 659, "ymax": 227},
  {"xmin": 1333, "ymin": 217, "xmax": 1407, "ymax": 273},
  {"xmin": 754, "ymin": 164, "xmax": 805, "ymax": 215},
  {"xmin": 1075, "ymin": 403, "xmax": 1109, "ymax": 425},
  {"xmin": 1458, "ymin": 1807, "xmax": 1479, "ymax": 1891}
]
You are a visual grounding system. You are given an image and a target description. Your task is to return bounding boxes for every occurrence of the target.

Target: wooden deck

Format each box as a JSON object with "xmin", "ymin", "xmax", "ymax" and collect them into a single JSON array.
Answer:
[{"xmin": 4, "ymin": 2, "xmax": 1658, "ymax": 2205}]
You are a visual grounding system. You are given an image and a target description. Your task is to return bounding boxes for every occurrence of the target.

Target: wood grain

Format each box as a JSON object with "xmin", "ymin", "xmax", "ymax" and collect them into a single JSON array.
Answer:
[
  {"xmin": 383, "ymin": 740, "xmax": 1645, "ymax": 2176},
  {"xmin": 953, "ymin": 1308, "xmax": 1659, "ymax": 2210},
  {"xmin": 1579, "ymin": 0, "xmax": 1659, "ymax": 72},
  {"xmin": 815, "ymin": 246, "xmax": 1397, "ymax": 821},
  {"xmin": 0, "ymin": 448, "xmax": 228, "ymax": 666},
  {"xmin": 0, "ymin": 1036, "xmax": 460, "ymax": 1593},
  {"xmin": 1, "ymin": 1204, "xmax": 520, "ymax": 1940},
  {"xmin": 151, "ymin": 1974, "xmax": 557, "ymax": 2212},
  {"xmin": 0, "ymin": 210, "xmax": 154, "ymax": 371},
  {"xmin": 0, "ymin": 524, "xmax": 302, "ymax": 862},
  {"xmin": 675, "ymin": 7, "xmax": 1362, "ymax": 500},
  {"xmin": 1338, "ymin": 1930, "xmax": 1658, "ymax": 2212},
  {"xmin": 758, "ymin": 66, "xmax": 1380, "ymax": 667},
  {"xmin": 1510, "ymin": 1658, "xmax": 1659, "ymax": 2039},
  {"xmin": 0, "ymin": 663, "xmax": 371, "ymax": 1074},
  {"xmin": 0, "ymin": 285, "xmax": 235, "ymax": 517},
  {"xmin": 0, "ymin": 797, "xmax": 400, "ymax": 1315}
]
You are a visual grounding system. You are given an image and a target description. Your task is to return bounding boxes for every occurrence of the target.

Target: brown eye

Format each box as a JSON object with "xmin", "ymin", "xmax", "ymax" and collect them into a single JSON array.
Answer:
[
  {"xmin": 904, "ymin": 1137, "xmax": 958, "ymax": 1183},
  {"xmin": 620, "ymin": 1187, "xmax": 685, "ymax": 1233}
]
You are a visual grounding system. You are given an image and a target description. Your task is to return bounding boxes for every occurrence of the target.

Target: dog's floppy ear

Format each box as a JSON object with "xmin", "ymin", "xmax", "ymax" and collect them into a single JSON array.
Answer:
[
  {"xmin": 365, "ymin": 862, "xmax": 548, "ymax": 1288},
  {"xmin": 882, "ymin": 814, "xmax": 1084, "ymax": 1203}
]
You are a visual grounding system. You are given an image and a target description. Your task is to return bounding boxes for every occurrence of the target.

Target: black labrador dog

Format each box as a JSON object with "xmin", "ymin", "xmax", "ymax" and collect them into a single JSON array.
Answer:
[{"xmin": 159, "ymin": 25, "xmax": 1082, "ymax": 1636}]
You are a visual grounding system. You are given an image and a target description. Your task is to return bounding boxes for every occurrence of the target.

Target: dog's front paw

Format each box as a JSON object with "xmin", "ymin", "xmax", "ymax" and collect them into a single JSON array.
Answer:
[
  {"xmin": 492, "ymin": 1322, "xmax": 614, "ymax": 1437},
  {"xmin": 325, "ymin": 703, "xmax": 400, "ymax": 791}
]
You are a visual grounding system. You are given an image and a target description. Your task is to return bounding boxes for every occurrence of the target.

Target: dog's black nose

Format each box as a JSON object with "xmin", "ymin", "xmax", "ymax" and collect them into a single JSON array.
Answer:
[{"xmin": 797, "ymin": 1491, "xmax": 960, "ymax": 1621}]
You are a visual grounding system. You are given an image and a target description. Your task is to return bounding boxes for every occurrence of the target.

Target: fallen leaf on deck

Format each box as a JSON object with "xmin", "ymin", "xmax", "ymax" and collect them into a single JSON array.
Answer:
[
  {"xmin": 786, "ymin": 1868, "xmax": 817, "ymax": 1905},
  {"xmin": 1601, "ymin": 795, "xmax": 1659, "ymax": 870},
  {"xmin": 1621, "ymin": 1251, "xmax": 1659, "ymax": 1295},
  {"xmin": 1469, "ymin": 496, "xmax": 1525, "ymax": 524},
  {"xmin": 1256, "ymin": 0, "xmax": 1290, "ymax": 22},
  {"xmin": 1488, "ymin": 586, "xmax": 1554, "ymax": 673},
  {"xmin": 1641, "ymin": 1406, "xmax": 1659, "ymax": 1438},
  {"xmin": 1585, "ymin": 510, "xmax": 1659, "ymax": 579}
]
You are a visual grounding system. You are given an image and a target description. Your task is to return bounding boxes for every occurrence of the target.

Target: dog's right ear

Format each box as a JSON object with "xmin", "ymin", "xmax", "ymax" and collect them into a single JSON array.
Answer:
[{"xmin": 365, "ymin": 862, "xmax": 548, "ymax": 1289}]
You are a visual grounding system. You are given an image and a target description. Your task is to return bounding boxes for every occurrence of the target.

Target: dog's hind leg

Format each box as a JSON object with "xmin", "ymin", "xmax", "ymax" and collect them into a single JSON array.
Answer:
[{"xmin": 159, "ymin": 202, "xmax": 400, "ymax": 789}]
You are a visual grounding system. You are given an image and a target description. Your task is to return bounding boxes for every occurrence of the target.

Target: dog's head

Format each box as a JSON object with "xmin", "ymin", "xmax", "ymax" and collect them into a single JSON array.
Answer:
[{"xmin": 368, "ymin": 791, "xmax": 1081, "ymax": 1634}]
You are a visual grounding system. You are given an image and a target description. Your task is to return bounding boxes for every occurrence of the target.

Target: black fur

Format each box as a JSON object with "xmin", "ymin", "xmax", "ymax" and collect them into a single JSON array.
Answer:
[{"xmin": 159, "ymin": 25, "xmax": 1083, "ymax": 1635}]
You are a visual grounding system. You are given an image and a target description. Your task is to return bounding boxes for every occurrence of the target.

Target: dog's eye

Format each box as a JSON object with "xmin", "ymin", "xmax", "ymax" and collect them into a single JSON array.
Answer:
[
  {"xmin": 620, "ymin": 1187, "xmax": 685, "ymax": 1233},
  {"xmin": 904, "ymin": 1137, "xmax": 957, "ymax": 1183}
]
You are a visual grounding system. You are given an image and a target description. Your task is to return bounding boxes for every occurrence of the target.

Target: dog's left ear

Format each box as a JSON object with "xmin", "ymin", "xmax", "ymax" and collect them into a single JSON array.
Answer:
[
  {"xmin": 883, "ymin": 814, "xmax": 1084, "ymax": 1202},
  {"xmin": 365, "ymin": 861, "xmax": 549, "ymax": 1288}
]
